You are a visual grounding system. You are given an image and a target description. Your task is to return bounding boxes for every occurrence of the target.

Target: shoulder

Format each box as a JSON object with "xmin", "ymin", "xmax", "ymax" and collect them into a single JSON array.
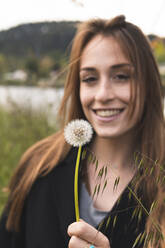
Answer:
[
  {"xmin": 42, "ymin": 146, "xmax": 77, "ymax": 181},
  {"xmin": 23, "ymin": 147, "xmax": 78, "ymax": 225},
  {"xmin": 27, "ymin": 147, "xmax": 78, "ymax": 199}
]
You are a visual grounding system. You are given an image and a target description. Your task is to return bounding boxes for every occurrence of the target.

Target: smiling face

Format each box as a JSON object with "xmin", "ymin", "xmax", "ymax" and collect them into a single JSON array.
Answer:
[{"xmin": 79, "ymin": 35, "xmax": 140, "ymax": 140}]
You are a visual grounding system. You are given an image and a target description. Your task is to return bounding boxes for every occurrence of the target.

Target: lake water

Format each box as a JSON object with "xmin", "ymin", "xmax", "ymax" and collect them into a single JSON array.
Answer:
[
  {"xmin": 0, "ymin": 86, "xmax": 165, "ymax": 116},
  {"xmin": 0, "ymin": 86, "xmax": 64, "ymax": 116}
]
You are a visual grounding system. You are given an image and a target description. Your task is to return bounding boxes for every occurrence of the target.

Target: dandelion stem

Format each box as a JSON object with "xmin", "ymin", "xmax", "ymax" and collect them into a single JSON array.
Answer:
[{"xmin": 74, "ymin": 146, "xmax": 82, "ymax": 221}]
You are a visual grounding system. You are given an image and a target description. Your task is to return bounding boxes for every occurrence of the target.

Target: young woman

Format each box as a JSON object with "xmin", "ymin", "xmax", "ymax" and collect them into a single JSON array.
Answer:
[{"xmin": 0, "ymin": 15, "xmax": 165, "ymax": 248}]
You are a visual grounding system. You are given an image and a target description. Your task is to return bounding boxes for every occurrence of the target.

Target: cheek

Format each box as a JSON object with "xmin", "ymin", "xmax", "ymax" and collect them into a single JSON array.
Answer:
[
  {"xmin": 79, "ymin": 89, "xmax": 90, "ymax": 120},
  {"xmin": 117, "ymin": 85, "xmax": 131, "ymax": 103},
  {"xmin": 79, "ymin": 87, "xmax": 85, "ymax": 108},
  {"xmin": 79, "ymin": 85, "xmax": 92, "ymax": 108}
]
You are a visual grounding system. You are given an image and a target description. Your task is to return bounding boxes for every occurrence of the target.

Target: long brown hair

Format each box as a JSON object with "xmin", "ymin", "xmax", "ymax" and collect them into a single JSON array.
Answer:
[{"xmin": 5, "ymin": 15, "xmax": 165, "ymax": 247}]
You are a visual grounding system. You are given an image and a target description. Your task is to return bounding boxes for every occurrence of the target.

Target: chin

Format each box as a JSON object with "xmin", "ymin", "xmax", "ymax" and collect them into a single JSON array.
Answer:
[
  {"xmin": 96, "ymin": 132, "xmax": 120, "ymax": 139},
  {"xmin": 95, "ymin": 128, "xmax": 128, "ymax": 139}
]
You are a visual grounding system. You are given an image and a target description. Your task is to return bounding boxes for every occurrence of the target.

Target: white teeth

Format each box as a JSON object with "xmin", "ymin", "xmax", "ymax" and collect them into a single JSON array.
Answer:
[{"xmin": 95, "ymin": 109, "xmax": 122, "ymax": 117}]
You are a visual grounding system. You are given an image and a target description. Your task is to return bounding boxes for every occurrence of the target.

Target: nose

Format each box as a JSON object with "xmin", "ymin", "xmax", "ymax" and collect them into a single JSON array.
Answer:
[{"xmin": 95, "ymin": 79, "xmax": 115, "ymax": 103}]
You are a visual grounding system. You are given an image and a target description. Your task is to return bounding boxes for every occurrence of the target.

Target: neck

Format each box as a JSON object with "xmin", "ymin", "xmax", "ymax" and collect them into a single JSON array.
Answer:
[{"xmin": 89, "ymin": 133, "xmax": 137, "ymax": 171}]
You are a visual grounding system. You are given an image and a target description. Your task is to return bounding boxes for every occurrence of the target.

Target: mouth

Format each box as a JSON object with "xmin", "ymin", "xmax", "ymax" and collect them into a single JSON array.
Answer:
[{"xmin": 94, "ymin": 109, "xmax": 124, "ymax": 117}]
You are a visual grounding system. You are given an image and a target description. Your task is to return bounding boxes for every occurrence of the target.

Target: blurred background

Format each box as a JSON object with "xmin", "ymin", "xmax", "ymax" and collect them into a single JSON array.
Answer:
[{"xmin": 0, "ymin": 0, "xmax": 165, "ymax": 214}]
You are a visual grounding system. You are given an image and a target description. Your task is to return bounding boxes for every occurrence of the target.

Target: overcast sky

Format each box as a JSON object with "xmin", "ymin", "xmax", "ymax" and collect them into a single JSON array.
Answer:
[{"xmin": 1, "ymin": 0, "xmax": 165, "ymax": 36}]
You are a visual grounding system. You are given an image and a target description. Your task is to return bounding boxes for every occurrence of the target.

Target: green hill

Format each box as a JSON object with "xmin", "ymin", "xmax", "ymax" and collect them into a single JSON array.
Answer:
[
  {"xmin": 0, "ymin": 21, "xmax": 164, "ymax": 87},
  {"xmin": 0, "ymin": 21, "xmax": 78, "ymax": 58}
]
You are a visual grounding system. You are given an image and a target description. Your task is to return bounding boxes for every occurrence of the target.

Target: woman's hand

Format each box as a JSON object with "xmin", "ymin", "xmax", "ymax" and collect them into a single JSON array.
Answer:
[{"xmin": 67, "ymin": 219, "xmax": 110, "ymax": 248}]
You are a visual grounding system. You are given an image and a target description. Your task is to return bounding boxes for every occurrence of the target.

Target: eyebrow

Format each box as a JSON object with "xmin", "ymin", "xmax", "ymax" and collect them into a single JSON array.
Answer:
[{"xmin": 80, "ymin": 63, "xmax": 132, "ymax": 72}]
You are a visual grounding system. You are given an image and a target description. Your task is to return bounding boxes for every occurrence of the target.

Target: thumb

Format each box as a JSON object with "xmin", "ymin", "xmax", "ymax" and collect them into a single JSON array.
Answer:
[{"xmin": 79, "ymin": 218, "xmax": 86, "ymax": 222}]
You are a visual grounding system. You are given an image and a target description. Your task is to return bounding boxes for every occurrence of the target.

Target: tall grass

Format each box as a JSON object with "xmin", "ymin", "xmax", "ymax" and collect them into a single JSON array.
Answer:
[{"xmin": 0, "ymin": 102, "xmax": 58, "ymax": 215}]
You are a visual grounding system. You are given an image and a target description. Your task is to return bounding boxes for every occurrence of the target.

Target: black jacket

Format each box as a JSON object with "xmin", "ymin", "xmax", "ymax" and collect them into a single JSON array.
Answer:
[{"xmin": 0, "ymin": 148, "xmax": 146, "ymax": 247}]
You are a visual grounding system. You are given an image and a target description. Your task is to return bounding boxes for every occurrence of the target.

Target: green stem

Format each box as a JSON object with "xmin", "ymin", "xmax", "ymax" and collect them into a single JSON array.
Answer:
[
  {"xmin": 127, "ymin": 186, "xmax": 162, "ymax": 234},
  {"xmin": 74, "ymin": 146, "xmax": 82, "ymax": 221}
]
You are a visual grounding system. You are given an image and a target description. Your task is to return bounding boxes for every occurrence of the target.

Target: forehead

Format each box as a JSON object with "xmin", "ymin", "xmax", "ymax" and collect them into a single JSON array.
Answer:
[{"xmin": 80, "ymin": 34, "xmax": 130, "ymax": 68}]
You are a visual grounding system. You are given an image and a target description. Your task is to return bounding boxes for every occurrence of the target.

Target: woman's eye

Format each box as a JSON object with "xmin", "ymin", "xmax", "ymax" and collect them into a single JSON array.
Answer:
[
  {"xmin": 112, "ymin": 74, "xmax": 130, "ymax": 82},
  {"xmin": 81, "ymin": 77, "xmax": 96, "ymax": 83}
]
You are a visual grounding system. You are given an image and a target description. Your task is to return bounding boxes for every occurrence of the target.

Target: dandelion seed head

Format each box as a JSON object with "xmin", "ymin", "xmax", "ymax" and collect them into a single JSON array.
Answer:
[{"xmin": 64, "ymin": 119, "xmax": 93, "ymax": 147}]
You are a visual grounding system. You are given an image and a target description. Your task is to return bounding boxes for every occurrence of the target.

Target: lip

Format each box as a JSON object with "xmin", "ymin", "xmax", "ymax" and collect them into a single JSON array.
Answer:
[
  {"xmin": 92, "ymin": 108, "xmax": 124, "ymax": 122},
  {"xmin": 93, "ymin": 108, "xmax": 124, "ymax": 111}
]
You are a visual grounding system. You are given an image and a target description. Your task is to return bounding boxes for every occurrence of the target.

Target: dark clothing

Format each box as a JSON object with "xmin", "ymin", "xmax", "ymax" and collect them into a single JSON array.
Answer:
[{"xmin": 0, "ymin": 148, "xmax": 146, "ymax": 247}]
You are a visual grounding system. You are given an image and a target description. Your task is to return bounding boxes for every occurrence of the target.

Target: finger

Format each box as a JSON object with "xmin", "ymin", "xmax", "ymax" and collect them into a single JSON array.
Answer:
[
  {"xmin": 68, "ymin": 235, "xmax": 89, "ymax": 248},
  {"xmin": 68, "ymin": 221, "xmax": 109, "ymax": 247}
]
